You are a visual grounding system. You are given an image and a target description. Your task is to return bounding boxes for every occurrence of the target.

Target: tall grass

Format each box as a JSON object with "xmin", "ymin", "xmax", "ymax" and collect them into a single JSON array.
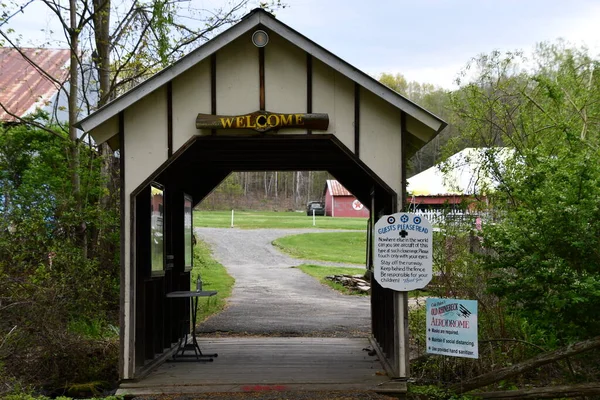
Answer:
[{"xmin": 191, "ymin": 240, "xmax": 235, "ymax": 322}]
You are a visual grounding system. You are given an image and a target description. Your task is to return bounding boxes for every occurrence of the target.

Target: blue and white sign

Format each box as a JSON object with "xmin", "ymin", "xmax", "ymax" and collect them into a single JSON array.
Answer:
[
  {"xmin": 374, "ymin": 212, "xmax": 433, "ymax": 291},
  {"xmin": 426, "ymin": 298, "xmax": 478, "ymax": 359}
]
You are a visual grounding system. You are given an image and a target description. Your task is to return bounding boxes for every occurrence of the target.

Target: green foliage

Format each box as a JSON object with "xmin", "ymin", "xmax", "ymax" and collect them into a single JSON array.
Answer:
[
  {"xmin": 273, "ymin": 232, "xmax": 366, "ymax": 264},
  {"xmin": 409, "ymin": 42, "xmax": 600, "ymax": 394},
  {"xmin": 63, "ymin": 381, "xmax": 111, "ymax": 398},
  {"xmin": 449, "ymin": 42, "xmax": 600, "ymax": 343},
  {"xmin": 483, "ymin": 152, "xmax": 600, "ymax": 340},
  {"xmin": 410, "ymin": 209, "xmax": 568, "ymax": 387},
  {"xmin": 67, "ymin": 318, "xmax": 119, "ymax": 340},
  {"xmin": 192, "ymin": 240, "xmax": 235, "ymax": 322},
  {"xmin": 379, "ymin": 72, "xmax": 442, "ymax": 105},
  {"xmin": 408, "ymin": 384, "xmax": 475, "ymax": 400},
  {"xmin": 378, "ymin": 72, "xmax": 454, "ymax": 175},
  {"xmin": 152, "ymin": 0, "xmax": 175, "ymax": 68},
  {"xmin": 212, "ymin": 174, "xmax": 244, "ymax": 198},
  {"xmin": 0, "ymin": 123, "xmax": 120, "ymax": 394}
]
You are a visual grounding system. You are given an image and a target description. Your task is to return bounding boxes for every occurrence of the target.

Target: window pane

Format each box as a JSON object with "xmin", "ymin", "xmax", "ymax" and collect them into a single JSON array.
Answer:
[
  {"xmin": 151, "ymin": 186, "xmax": 164, "ymax": 273},
  {"xmin": 184, "ymin": 196, "xmax": 193, "ymax": 269}
]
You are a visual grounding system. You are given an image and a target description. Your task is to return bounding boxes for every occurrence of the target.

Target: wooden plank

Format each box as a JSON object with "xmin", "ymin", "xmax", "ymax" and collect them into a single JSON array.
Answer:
[
  {"xmin": 119, "ymin": 337, "xmax": 389, "ymax": 395},
  {"xmin": 452, "ymin": 335, "xmax": 600, "ymax": 394},
  {"xmin": 196, "ymin": 111, "xmax": 329, "ymax": 132}
]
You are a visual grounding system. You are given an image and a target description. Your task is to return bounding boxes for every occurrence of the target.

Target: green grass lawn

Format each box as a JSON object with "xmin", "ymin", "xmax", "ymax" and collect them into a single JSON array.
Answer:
[
  {"xmin": 194, "ymin": 210, "xmax": 367, "ymax": 230},
  {"xmin": 188, "ymin": 213, "xmax": 368, "ymax": 322},
  {"xmin": 295, "ymin": 264, "xmax": 368, "ymax": 296},
  {"xmin": 273, "ymin": 231, "xmax": 367, "ymax": 264},
  {"xmin": 191, "ymin": 240, "xmax": 235, "ymax": 322}
]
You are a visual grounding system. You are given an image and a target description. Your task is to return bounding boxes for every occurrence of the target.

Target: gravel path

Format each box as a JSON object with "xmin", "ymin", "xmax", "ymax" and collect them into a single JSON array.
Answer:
[{"xmin": 195, "ymin": 228, "xmax": 371, "ymax": 337}]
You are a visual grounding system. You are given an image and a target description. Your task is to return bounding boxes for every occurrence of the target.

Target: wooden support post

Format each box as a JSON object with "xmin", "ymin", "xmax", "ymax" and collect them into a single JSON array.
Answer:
[{"xmin": 394, "ymin": 291, "xmax": 409, "ymax": 378}]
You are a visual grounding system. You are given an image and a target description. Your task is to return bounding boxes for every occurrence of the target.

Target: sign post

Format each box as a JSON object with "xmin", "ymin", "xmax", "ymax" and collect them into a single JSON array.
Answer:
[{"xmin": 374, "ymin": 213, "xmax": 433, "ymax": 291}]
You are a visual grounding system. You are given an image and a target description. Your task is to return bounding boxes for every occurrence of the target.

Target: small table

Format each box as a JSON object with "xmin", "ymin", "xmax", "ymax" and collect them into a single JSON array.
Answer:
[{"xmin": 166, "ymin": 290, "xmax": 218, "ymax": 361}]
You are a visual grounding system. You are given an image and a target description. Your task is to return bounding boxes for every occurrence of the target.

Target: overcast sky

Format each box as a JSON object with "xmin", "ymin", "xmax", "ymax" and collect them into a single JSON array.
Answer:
[{"xmin": 7, "ymin": 0, "xmax": 600, "ymax": 88}]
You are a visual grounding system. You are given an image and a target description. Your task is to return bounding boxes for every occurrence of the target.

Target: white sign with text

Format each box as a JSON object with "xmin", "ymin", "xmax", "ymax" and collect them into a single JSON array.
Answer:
[{"xmin": 374, "ymin": 213, "xmax": 432, "ymax": 291}]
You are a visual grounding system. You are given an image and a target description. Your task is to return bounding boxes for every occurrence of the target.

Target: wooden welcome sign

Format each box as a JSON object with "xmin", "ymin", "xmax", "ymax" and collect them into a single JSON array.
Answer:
[{"xmin": 196, "ymin": 110, "xmax": 329, "ymax": 133}]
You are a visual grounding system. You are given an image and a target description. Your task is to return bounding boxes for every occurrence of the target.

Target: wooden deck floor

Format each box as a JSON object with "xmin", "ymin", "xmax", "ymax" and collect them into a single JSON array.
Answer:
[{"xmin": 118, "ymin": 337, "xmax": 391, "ymax": 396}]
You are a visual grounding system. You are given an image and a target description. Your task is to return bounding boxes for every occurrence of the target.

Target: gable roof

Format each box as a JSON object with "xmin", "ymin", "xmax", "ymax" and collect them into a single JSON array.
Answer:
[
  {"xmin": 75, "ymin": 9, "xmax": 446, "ymax": 147},
  {"xmin": 0, "ymin": 47, "xmax": 70, "ymax": 122},
  {"xmin": 325, "ymin": 179, "xmax": 353, "ymax": 197}
]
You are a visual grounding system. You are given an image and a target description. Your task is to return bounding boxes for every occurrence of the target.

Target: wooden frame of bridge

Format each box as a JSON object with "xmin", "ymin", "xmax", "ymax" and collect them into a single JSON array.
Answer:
[{"xmin": 76, "ymin": 8, "xmax": 446, "ymax": 389}]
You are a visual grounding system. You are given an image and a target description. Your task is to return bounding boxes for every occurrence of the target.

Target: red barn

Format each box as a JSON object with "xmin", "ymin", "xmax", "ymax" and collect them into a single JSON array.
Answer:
[{"xmin": 323, "ymin": 180, "xmax": 370, "ymax": 218}]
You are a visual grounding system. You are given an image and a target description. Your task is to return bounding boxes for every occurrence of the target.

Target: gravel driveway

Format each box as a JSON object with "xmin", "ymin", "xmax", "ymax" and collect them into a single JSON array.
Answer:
[{"xmin": 195, "ymin": 228, "xmax": 371, "ymax": 337}]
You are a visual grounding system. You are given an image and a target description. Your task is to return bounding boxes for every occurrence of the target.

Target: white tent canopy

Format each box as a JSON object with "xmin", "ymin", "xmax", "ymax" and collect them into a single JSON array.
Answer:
[{"xmin": 407, "ymin": 147, "xmax": 510, "ymax": 196}]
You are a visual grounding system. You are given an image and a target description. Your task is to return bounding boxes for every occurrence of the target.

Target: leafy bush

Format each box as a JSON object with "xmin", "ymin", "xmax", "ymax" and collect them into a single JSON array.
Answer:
[
  {"xmin": 409, "ymin": 42, "xmax": 600, "ymax": 391},
  {"xmin": 0, "ymin": 123, "xmax": 120, "ymax": 395},
  {"xmin": 449, "ymin": 44, "xmax": 600, "ymax": 343},
  {"xmin": 482, "ymin": 147, "xmax": 600, "ymax": 341}
]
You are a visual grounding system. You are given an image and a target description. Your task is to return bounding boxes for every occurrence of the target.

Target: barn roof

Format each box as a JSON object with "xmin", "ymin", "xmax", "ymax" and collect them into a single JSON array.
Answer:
[
  {"xmin": 325, "ymin": 179, "xmax": 353, "ymax": 197},
  {"xmin": 76, "ymin": 8, "xmax": 446, "ymax": 151},
  {"xmin": 0, "ymin": 47, "xmax": 70, "ymax": 122}
]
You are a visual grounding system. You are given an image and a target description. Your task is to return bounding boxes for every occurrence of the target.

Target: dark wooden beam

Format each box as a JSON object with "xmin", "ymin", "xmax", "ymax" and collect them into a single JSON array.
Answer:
[
  {"xmin": 306, "ymin": 53, "xmax": 313, "ymax": 134},
  {"xmin": 118, "ymin": 111, "xmax": 128, "ymax": 379},
  {"xmin": 400, "ymin": 111, "xmax": 407, "ymax": 212},
  {"xmin": 211, "ymin": 53, "xmax": 217, "ymax": 135},
  {"xmin": 167, "ymin": 82, "xmax": 173, "ymax": 157},
  {"xmin": 354, "ymin": 83, "xmax": 360, "ymax": 157},
  {"xmin": 259, "ymin": 46, "xmax": 265, "ymax": 111}
]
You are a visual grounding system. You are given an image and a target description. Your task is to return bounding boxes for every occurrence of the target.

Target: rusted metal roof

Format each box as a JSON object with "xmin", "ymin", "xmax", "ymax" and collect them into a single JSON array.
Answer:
[
  {"xmin": 326, "ymin": 179, "xmax": 353, "ymax": 197},
  {"xmin": 0, "ymin": 47, "xmax": 70, "ymax": 122}
]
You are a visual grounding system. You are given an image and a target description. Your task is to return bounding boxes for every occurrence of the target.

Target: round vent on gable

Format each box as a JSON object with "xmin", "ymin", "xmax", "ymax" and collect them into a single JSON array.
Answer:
[{"xmin": 252, "ymin": 30, "xmax": 269, "ymax": 47}]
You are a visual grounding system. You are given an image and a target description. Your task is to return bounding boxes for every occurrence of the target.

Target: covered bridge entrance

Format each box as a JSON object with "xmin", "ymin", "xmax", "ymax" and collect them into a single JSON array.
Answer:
[{"xmin": 76, "ymin": 8, "xmax": 445, "ymax": 387}]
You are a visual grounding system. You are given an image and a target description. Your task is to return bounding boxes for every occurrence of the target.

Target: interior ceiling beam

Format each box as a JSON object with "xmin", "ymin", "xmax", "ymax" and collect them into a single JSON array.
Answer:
[{"xmin": 157, "ymin": 135, "xmax": 397, "ymax": 208}]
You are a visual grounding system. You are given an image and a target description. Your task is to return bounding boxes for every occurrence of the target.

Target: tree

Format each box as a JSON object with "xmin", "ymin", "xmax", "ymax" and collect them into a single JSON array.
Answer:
[
  {"xmin": 0, "ymin": 120, "xmax": 120, "ymax": 391},
  {"xmin": 378, "ymin": 72, "xmax": 455, "ymax": 175},
  {"xmin": 448, "ymin": 43, "xmax": 600, "ymax": 342},
  {"xmin": 0, "ymin": 0, "xmax": 284, "ymax": 393},
  {"xmin": 1, "ymin": 0, "xmax": 285, "ymax": 239},
  {"xmin": 0, "ymin": 0, "xmax": 285, "ymax": 262}
]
